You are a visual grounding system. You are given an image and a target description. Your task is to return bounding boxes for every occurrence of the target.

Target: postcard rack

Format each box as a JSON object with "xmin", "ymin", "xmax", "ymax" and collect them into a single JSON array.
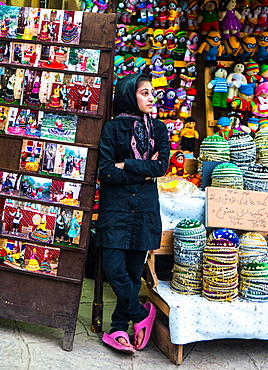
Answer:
[{"xmin": 0, "ymin": 10, "xmax": 116, "ymax": 351}]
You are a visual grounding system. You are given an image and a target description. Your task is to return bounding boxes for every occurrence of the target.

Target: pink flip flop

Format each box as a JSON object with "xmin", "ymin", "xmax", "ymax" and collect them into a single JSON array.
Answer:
[
  {"xmin": 102, "ymin": 331, "xmax": 136, "ymax": 354},
  {"xmin": 133, "ymin": 302, "xmax": 156, "ymax": 350}
]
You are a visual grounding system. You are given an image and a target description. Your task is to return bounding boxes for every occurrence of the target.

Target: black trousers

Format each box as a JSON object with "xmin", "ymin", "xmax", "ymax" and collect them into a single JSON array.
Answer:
[{"xmin": 102, "ymin": 247, "xmax": 148, "ymax": 333}]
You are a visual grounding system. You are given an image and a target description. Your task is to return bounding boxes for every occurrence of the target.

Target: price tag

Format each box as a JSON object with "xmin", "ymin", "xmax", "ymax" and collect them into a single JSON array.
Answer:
[{"xmin": 151, "ymin": 76, "xmax": 168, "ymax": 88}]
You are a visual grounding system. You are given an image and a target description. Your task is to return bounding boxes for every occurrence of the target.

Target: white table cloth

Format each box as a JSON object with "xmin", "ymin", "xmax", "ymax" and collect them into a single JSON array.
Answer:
[{"xmin": 156, "ymin": 280, "xmax": 268, "ymax": 345}]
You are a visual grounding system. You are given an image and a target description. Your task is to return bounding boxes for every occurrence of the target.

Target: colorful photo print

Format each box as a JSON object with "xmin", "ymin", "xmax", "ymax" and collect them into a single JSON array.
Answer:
[
  {"xmin": 39, "ymin": 45, "xmax": 69, "ymax": 70},
  {"xmin": 19, "ymin": 175, "xmax": 51, "ymax": 202},
  {"xmin": 1, "ymin": 199, "xmax": 57, "ymax": 245},
  {"xmin": 38, "ymin": 8, "xmax": 63, "ymax": 43},
  {"xmin": 67, "ymin": 48, "xmax": 100, "ymax": 73},
  {"xmin": 17, "ymin": 7, "xmax": 40, "ymax": 41},
  {"xmin": 0, "ymin": 67, "xmax": 24, "ymax": 105},
  {"xmin": 19, "ymin": 139, "xmax": 44, "ymax": 173},
  {"xmin": 6, "ymin": 107, "xmax": 41, "ymax": 138},
  {"xmin": 0, "ymin": 238, "xmax": 26, "ymax": 270},
  {"xmin": 0, "ymin": 172, "xmax": 21, "ymax": 196},
  {"xmin": 0, "ymin": 105, "xmax": 10, "ymax": 132},
  {"xmin": 61, "ymin": 145, "xmax": 88, "ymax": 180},
  {"xmin": 0, "ymin": 5, "xmax": 20, "ymax": 38},
  {"xmin": 50, "ymin": 179, "xmax": 81, "ymax": 206},
  {"xmin": 40, "ymin": 111, "xmax": 77, "ymax": 142},
  {"xmin": 0, "ymin": 41, "xmax": 10, "ymax": 64},
  {"xmin": 41, "ymin": 142, "xmax": 64, "ymax": 175},
  {"xmin": 22, "ymin": 69, "xmax": 45, "ymax": 108},
  {"xmin": 10, "ymin": 42, "xmax": 41, "ymax": 67},
  {"xmin": 54, "ymin": 207, "xmax": 82, "ymax": 247},
  {"xmin": 45, "ymin": 72, "xmax": 65, "ymax": 110},
  {"xmin": 61, "ymin": 10, "xmax": 83, "ymax": 45},
  {"xmin": 68, "ymin": 75, "xmax": 101, "ymax": 114},
  {"xmin": 23, "ymin": 244, "xmax": 60, "ymax": 275}
]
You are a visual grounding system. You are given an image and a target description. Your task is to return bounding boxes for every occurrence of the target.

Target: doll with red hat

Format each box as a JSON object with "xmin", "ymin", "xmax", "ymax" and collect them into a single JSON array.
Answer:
[
  {"xmin": 163, "ymin": 27, "xmax": 178, "ymax": 58},
  {"xmin": 166, "ymin": 150, "xmax": 187, "ymax": 176},
  {"xmin": 179, "ymin": 88, "xmax": 196, "ymax": 118}
]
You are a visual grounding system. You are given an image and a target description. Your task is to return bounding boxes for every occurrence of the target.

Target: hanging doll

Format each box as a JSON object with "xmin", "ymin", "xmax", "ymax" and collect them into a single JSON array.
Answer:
[
  {"xmin": 196, "ymin": 29, "xmax": 223, "ymax": 67},
  {"xmin": 163, "ymin": 27, "xmax": 178, "ymax": 58},
  {"xmin": 227, "ymin": 111, "xmax": 251, "ymax": 134},
  {"xmin": 179, "ymin": 88, "xmax": 196, "ymax": 118},
  {"xmin": 154, "ymin": 0, "xmax": 168, "ymax": 28},
  {"xmin": 122, "ymin": 53, "xmax": 137, "ymax": 75},
  {"xmin": 244, "ymin": 59, "xmax": 263, "ymax": 92},
  {"xmin": 231, "ymin": 83, "xmax": 255, "ymax": 125},
  {"xmin": 119, "ymin": 0, "xmax": 139, "ymax": 24},
  {"xmin": 233, "ymin": 34, "xmax": 257, "ymax": 62},
  {"xmin": 149, "ymin": 54, "xmax": 166, "ymax": 79},
  {"xmin": 179, "ymin": 116, "xmax": 199, "ymax": 153},
  {"xmin": 131, "ymin": 25, "xmax": 148, "ymax": 56},
  {"xmin": 207, "ymin": 64, "xmax": 228, "ymax": 117},
  {"xmin": 114, "ymin": 55, "xmax": 124, "ymax": 85},
  {"xmin": 174, "ymin": 87, "xmax": 187, "ymax": 111},
  {"xmin": 259, "ymin": 0, "xmax": 268, "ymax": 32},
  {"xmin": 169, "ymin": 118, "xmax": 184, "ymax": 149},
  {"xmin": 92, "ymin": 0, "xmax": 109, "ymax": 13},
  {"xmin": 184, "ymin": 31, "xmax": 198, "ymax": 62},
  {"xmin": 226, "ymin": 61, "xmax": 247, "ymax": 102},
  {"xmin": 196, "ymin": 0, "xmax": 220, "ymax": 38},
  {"xmin": 185, "ymin": 0, "xmax": 199, "ymax": 31},
  {"xmin": 172, "ymin": 30, "xmax": 187, "ymax": 60},
  {"xmin": 167, "ymin": 0, "xmax": 181, "ymax": 29},
  {"xmin": 255, "ymin": 32, "xmax": 268, "ymax": 65},
  {"xmin": 148, "ymin": 28, "xmax": 166, "ymax": 58},
  {"xmin": 252, "ymin": 81, "xmax": 268, "ymax": 118},
  {"xmin": 215, "ymin": 116, "xmax": 232, "ymax": 140},
  {"xmin": 218, "ymin": 0, "xmax": 242, "ymax": 39},
  {"xmin": 243, "ymin": 1, "xmax": 262, "ymax": 34},
  {"xmin": 179, "ymin": 61, "xmax": 197, "ymax": 89},
  {"xmin": 240, "ymin": 3, "xmax": 250, "ymax": 28},
  {"xmin": 159, "ymin": 87, "xmax": 179, "ymax": 118},
  {"xmin": 136, "ymin": 0, "xmax": 155, "ymax": 26},
  {"xmin": 152, "ymin": 86, "xmax": 166, "ymax": 118},
  {"xmin": 114, "ymin": 24, "xmax": 128, "ymax": 54},
  {"xmin": 135, "ymin": 57, "xmax": 147, "ymax": 74},
  {"xmin": 163, "ymin": 58, "xmax": 177, "ymax": 84},
  {"xmin": 166, "ymin": 150, "xmax": 188, "ymax": 176}
]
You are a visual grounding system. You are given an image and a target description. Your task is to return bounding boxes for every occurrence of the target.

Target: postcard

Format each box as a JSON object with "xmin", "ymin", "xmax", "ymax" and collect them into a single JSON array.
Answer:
[
  {"xmin": 45, "ymin": 72, "xmax": 65, "ymax": 109},
  {"xmin": 19, "ymin": 139, "xmax": 44, "ymax": 173},
  {"xmin": 0, "ymin": 5, "xmax": 20, "ymax": 38},
  {"xmin": 1, "ymin": 199, "xmax": 57, "ymax": 245},
  {"xmin": 50, "ymin": 179, "xmax": 81, "ymax": 206},
  {"xmin": 67, "ymin": 48, "xmax": 100, "ymax": 73},
  {"xmin": 38, "ymin": 8, "xmax": 63, "ymax": 43},
  {"xmin": 0, "ymin": 171, "xmax": 21, "ymax": 196},
  {"xmin": 6, "ymin": 107, "xmax": 41, "ymax": 138},
  {"xmin": 0, "ymin": 67, "xmax": 24, "ymax": 105},
  {"xmin": 22, "ymin": 69, "xmax": 46, "ymax": 108},
  {"xmin": 61, "ymin": 145, "xmax": 88, "ymax": 180},
  {"xmin": 41, "ymin": 142, "xmax": 65, "ymax": 175},
  {"xmin": 0, "ymin": 41, "xmax": 10, "ymax": 64},
  {"xmin": 60, "ymin": 10, "xmax": 83, "ymax": 45},
  {"xmin": 54, "ymin": 207, "xmax": 82, "ymax": 247},
  {"xmin": 39, "ymin": 111, "xmax": 77, "ymax": 142},
  {"xmin": 19, "ymin": 175, "xmax": 51, "ymax": 202},
  {"xmin": 10, "ymin": 42, "xmax": 41, "ymax": 67},
  {"xmin": 39, "ymin": 45, "xmax": 69, "ymax": 70},
  {"xmin": 17, "ymin": 7, "xmax": 40, "ymax": 41},
  {"xmin": 0, "ymin": 105, "xmax": 9, "ymax": 132},
  {"xmin": 0, "ymin": 238, "xmax": 26, "ymax": 270}
]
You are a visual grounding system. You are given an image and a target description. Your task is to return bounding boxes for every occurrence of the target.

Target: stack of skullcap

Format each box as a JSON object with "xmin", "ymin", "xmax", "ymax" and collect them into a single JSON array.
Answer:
[
  {"xmin": 254, "ymin": 127, "xmax": 268, "ymax": 165},
  {"xmin": 208, "ymin": 228, "xmax": 240, "ymax": 249},
  {"xmin": 171, "ymin": 219, "xmax": 206, "ymax": 295},
  {"xmin": 202, "ymin": 238, "xmax": 239, "ymax": 301},
  {"xmin": 198, "ymin": 134, "xmax": 230, "ymax": 163},
  {"xmin": 243, "ymin": 163, "xmax": 268, "ymax": 192},
  {"xmin": 228, "ymin": 132, "xmax": 256, "ymax": 173},
  {"xmin": 239, "ymin": 261, "xmax": 268, "ymax": 301},
  {"xmin": 239, "ymin": 232, "xmax": 268, "ymax": 270},
  {"xmin": 211, "ymin": 162, "xmax": 244, "ymax": 189}
]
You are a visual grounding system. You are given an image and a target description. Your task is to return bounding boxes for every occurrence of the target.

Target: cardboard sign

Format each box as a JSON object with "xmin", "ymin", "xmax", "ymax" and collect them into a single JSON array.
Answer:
[{"xmin": 206, "ymin": 187, "xmax": 268, "ymax": 232}]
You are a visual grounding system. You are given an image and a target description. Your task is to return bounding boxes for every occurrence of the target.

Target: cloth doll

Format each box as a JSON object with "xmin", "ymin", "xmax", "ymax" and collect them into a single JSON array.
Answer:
[
  {"xmin": 221, "ymin": 35, "xmax": 240, "ymax": 60},
  {"xmin": 215, "ymin": 116, "xmax": 232, "ymax": 140},
  {"xmin": 163, "ymin": 58, "xmax": 177, "ymax": 84},
  {"xmin": 166, "ymin": 150, "xmax": 187, "ymax": 176},
  {"xmin": 170, "ymin": 118, "xmax": 184, "ymax": 149},
  {"xmin": 131, "ymin": 25, "xmax": 148, "ymax": 56},
  {"xmin": 184, "ymin": 31, "xmax": 198, "ymax": 61},
  {"xmin": 252, "ymin": 81, "xmax": 268, "ymax": 118},
  {"xmin": 244, "ymin": 59, "xmax": 263, "ymax": 91},
  {"xmin": 122, "ymin": 54, "xmax": 137, "ymax": 75},
  {"xmin": 174, "ymin": 87, "xmax": 187, "ymax": 110},
  {"xmin": 255, "ymin": 32, "xmax": 268, "ymax": 65},
  {"xmin": 148, "ymin": 28, "xmax": 166, "ymax": 58},
  {"xmin": 218, "ymin": 0, "xmax": 242, "ymax": 39},
  {"xmin": 259, "ymin": 0, "xmax": 268, "ymax": 32},
  {"xmin": 114, "ymin": 55, "xmax": 124, "ymax": 85},
  {"xmin": 152, "ymin": 86, "xmax": 165, "ymax": 118},
  {"xmin": 243, "ymin": 1, "xmax": 262, "ymax": 34},
  {"xmin": 179, "ymin": 88, "xmax": 196, "ymax": 118},
  {"xmin": 173, "ymin": 30, "xmax": 187, "ymax": 59},
  {"xmin": 226, "ymin": 61, "xmax": 247, "ymax": 102},
  {"xmin": 196, "ymin": 0, "xmax": 220, "ymax": 38},
  {"xmin": 196, "ymin": 30, "xmax": 223, "ymax": 67},
  {"xmin": 233, "ymin": 34, "xmax": 257, "ymax": 62},
  {"xmin": 154, "ymin": 0, "xmax": 168, "ymax": 28},
  {"xmin": 260, "ymin": 63, "xmax": 268, "ymax": 81},
  {"xmin": 179, "ymin": 61, "xmax": 197, "ymax": 88},
  {"xmin": 136, "ymin": 0, "xmax": 155, "ymax": 26},
  {"xmin": 179, "ymin": 116, "xmax": 199, "ymax": 153},
  {"xmin": 163, "ymin": 27, "xmax": 177, "ymax": 58},
  {"xmin": 231, "ymin": 83, "xmax": 255, "ymax": 124},
  {"xmin": 159, "ymin": 87, "xmax": 179, "ymax": 118},
  {"xmin": 135, "ymin": 57, "xmax": 147, "ymax": 74},
  {"xmin": 149, "ymin": 54, "xmax": 166, "ymax": 79},
  {"xmin": 227, "ymin": 111, "xmax": 251, "ymax": 134},
  {"xmin": 119, "ymin": 0, "xmax": 139, "ymax": 23},
  {"xmin": 167, "ymin": 0, "xmax": 181, "ymax": 29},
  {"xmin": 185, "ymin": 0, "xmax": 199, "ymax": 31},
  {"xmin": 207, "ymin": 64, "xmax": 228, "ymax": 114}
]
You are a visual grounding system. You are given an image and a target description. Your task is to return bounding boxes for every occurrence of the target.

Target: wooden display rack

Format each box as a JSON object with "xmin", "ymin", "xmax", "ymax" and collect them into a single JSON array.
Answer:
[{"xmin": 0, "ymin": 10, "xmax": 116, "ymax": 351}]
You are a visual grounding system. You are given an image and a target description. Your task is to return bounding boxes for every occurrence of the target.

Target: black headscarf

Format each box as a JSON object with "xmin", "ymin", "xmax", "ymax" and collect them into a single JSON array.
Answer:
[{"xmin": 113, "ymin": 73, "xmax": 155, "ymax": 160}]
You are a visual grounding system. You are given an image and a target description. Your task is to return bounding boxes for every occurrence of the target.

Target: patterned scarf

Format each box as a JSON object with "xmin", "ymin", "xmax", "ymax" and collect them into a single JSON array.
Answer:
[{"xmin": 118, "ymin": 113, "xmax": 155, "ymax": 160}]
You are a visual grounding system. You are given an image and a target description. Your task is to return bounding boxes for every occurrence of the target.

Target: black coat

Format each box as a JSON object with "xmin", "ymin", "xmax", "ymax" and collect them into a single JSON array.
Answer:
[{"xmin": 96, "ymin": 116, "xmax": 169, "ymax": 251}]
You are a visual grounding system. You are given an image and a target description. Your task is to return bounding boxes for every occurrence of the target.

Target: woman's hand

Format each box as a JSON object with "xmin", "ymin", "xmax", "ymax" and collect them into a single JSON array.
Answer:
[
  {"xmin": 115, "ymin": 162, "xmax": 125, "ymax": 169},
  {"xmin": 150, "ymin": 151, "xmax": 159, "ymax": 160}
]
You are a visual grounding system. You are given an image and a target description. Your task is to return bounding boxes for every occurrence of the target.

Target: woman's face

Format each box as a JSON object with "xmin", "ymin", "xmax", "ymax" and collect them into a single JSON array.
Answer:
[{"xmin": 136, "ymin": 81, "xmax": 154, "ymax": 114}]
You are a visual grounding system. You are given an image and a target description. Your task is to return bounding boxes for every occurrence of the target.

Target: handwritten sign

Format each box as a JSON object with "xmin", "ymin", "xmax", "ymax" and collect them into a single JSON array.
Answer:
[{"xmin": 206, "ymin": 187, "xmax": 268, "ymax": 232}]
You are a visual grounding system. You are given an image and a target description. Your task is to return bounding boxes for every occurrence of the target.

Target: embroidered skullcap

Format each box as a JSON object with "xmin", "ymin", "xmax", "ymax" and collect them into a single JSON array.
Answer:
[
  {"xmin": 211, "ymin": 162, "xmax": 243, "ymax": 189},
  {"xmin": 228, "ymin": 132, "xmax": 256, "ymax": 172}
]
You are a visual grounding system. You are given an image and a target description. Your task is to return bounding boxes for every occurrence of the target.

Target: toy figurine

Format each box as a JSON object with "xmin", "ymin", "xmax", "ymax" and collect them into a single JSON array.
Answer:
[
  {"xmin": 196, "ymin": 29, "xmax": 223, "ymax": 67},
  {"xmin": 226, "ymin": 61, "xmax": 247, "ymax": 102},
  {"xmin": 244, "ymin": 59, "xmax": 263, "ymax": 91},
  {"xmin": 122, "ymin": 53, "xmax": 137, "ymax": 75},
  {"xmin": 185, "ymin": 0, "xmax": 199, "ymax": 31},
  {"xmin": 154, "ymin": 0, "xmax": 168, "ymax": 28},
  {"xmin": 114, "ymin": 55, "xmax": 124, "ymax": 85},
  {"xmin": 136, "ymin": 0, "xmax": 155, "ymax": 26},
  {"xmin": 131, "ymin": 25, "xmax": 148, "ymax": 56},
  {"xmin": 149, "ymin": 54, "xmax": 166, "ymax": 79},
  {"xmin": 227, "ymin": 111, "xmax": 251, "ymax": 134},
  {"xmin": 163, "ymin": 58, "xmax": 177, "ymax": 84},
  {"xmin": 207, "ymin": 64, "xmax": 228, "ymax": 116},
  {"xmin": 259, "ymin": 0, "xmax": 268, "ymax": 32},
  {"xmin": 260, "ymin": 63, "xmax": 268, "ymax": 81},
  {"xmin": 166, "ymin": 150, "xmax": 188, "ymax": 176},
  {"xmin": 114, "ymin": 24, "xmax": 128, "ymax": 54},
  {"xmin": 159, "ymin": 87, "xmax": 179, "ymax": 118},
  {"xmin": 148, "ymin": 28, "xmax": 166, "ymax": 58},
  {"xmin": 167, "ymin": 0, "xmax": 181, "ymax": 29},
  {"xmin": 179, "ymin": 61, "xmax": 197, "ymax": 89},
  {"xmin": 174, "ymin": 87, "xmax": 187, "ymax": 110},
  {"xmin": 218, "ymin": 0, "xmax": 242, "ymax": 39},
  {"xmin": 196, "ymin": 0, "xmax": 220, "ymax": 38},
  {"xmin": 252, "ymin": 81, "xmax": 268, "ymax": 118},
  {"xmin": 221, "ymin": 35, "xmax": 240, "ymax": 60},
  {"xmin": 135, "ymin": 57, "xmax": 147, "ymax": 74},
  {"xmin": 163, "ymin": 27, "xmax": 178, "ymax": 58},
  {"xmin": 231, "ymin": 84, "xmax": 255, "ymax": 124},
  {"xmin": 169, "ymin": 118, "xmax": 184, "ymax": 149},
  {"xmin": 179, "ymin": 88, "xmax": 196, "ymax": 118},
  {"xmin": 184, "ymin": 31, "xmax": 198, "ymax": 61},
  {"xmin": 233, "ymin": 34, "xmax": 256, "ymax": 62},
  {"xmin": 119, "ymin": 0, "xmax": 138, "ymax": 24},
  {"xmin": 180, "ymin": 116, "xmax": 199, "ymax": 154},
  {"xmin": 152, "ymin": 86, "xmax": 166, "ymax": 118},
  {"xmin": 243, "ymin": 1, "xmax": 262, "ymax": 34},
  {"xmin": 255, "ymin": 32, "xmax": 268, "ymax": 65},
  {"xmin": 92, "ymin": 0, "xmax": 109, "ymax": 13},
  {"xmin": 173, "ymin": 30, "xmax": 187, "ymax": 59},
  {"xmin": 215, "ymin": 116, "xmax": 232, "ymax": 140}
]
